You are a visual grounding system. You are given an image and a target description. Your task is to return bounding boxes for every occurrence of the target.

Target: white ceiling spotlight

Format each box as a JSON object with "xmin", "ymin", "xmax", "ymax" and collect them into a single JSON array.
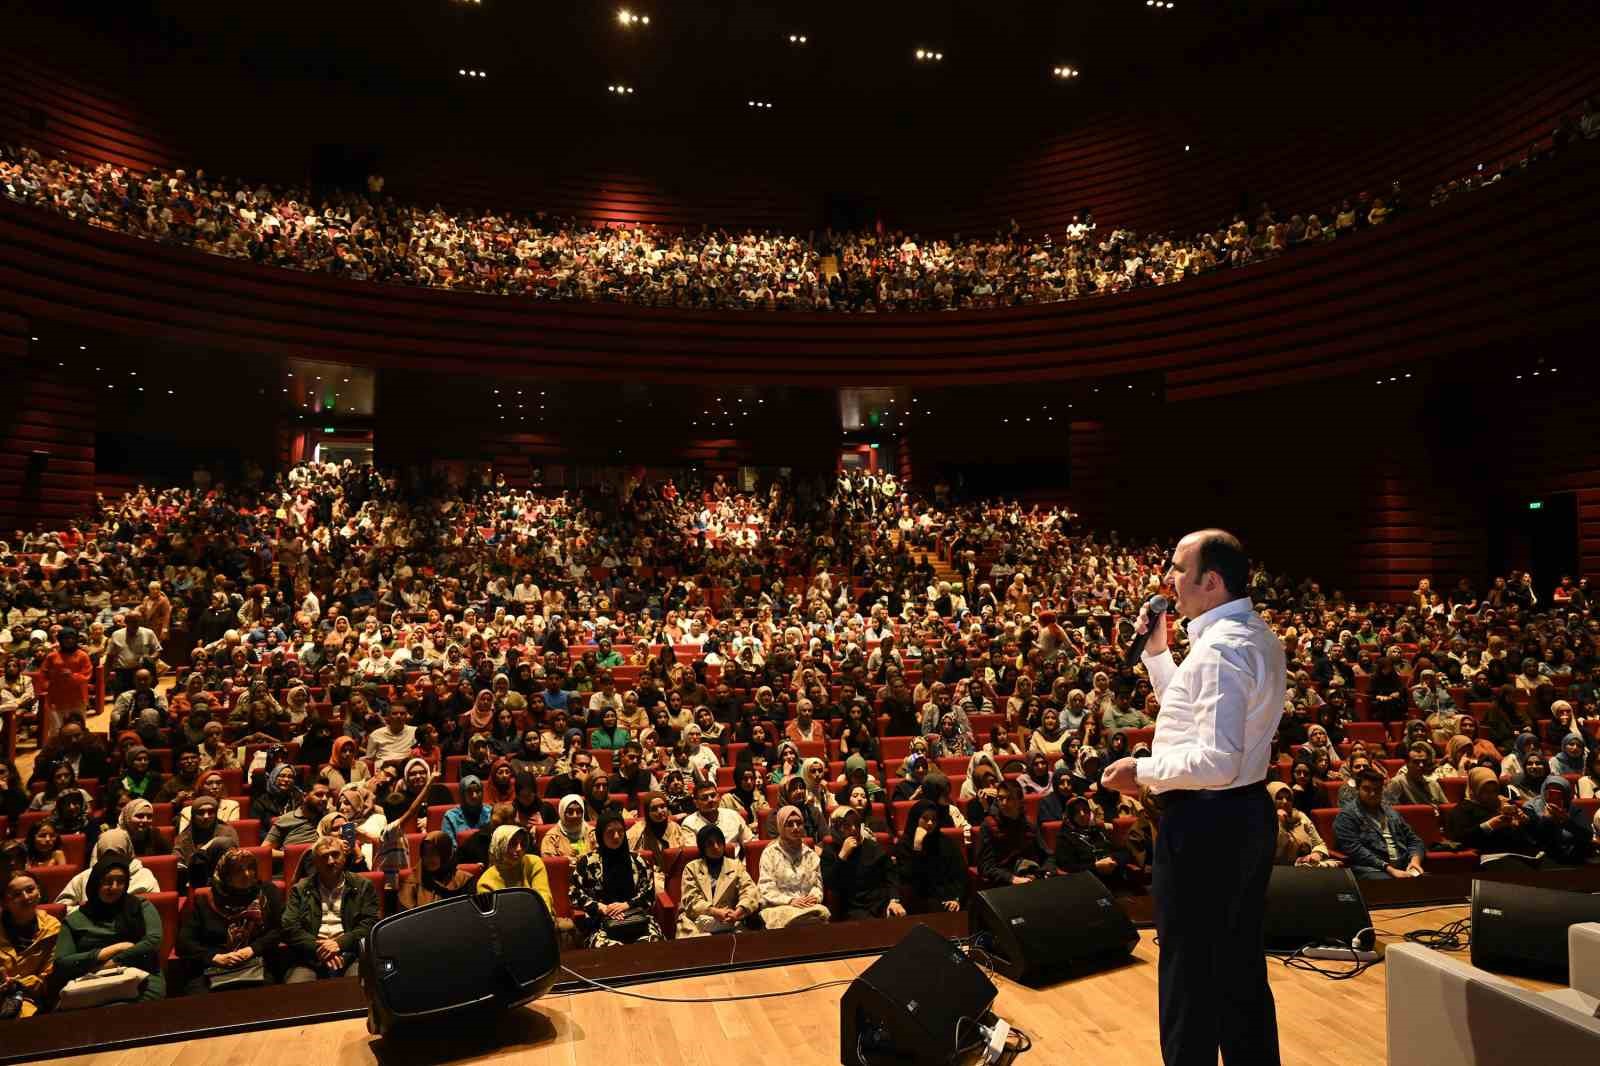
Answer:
[
  {"xmin": 747, "ymin": 99, "xmax": 774, "ymax": 109},
  {"xmin": 618, "ymin": 9, "xmax": 648, "ymax": 26},
  {"xmin": 1052, "ymin": 66, "xmax": 1080, "ymax": 79},
  {"xmin": 458, "ymin": 69, "xmax": 486, "ymax": 78},
  {"xmin": 914, "ymin": 48, "xmax": 945, "ymax": 62},
  {"xmin": 788, "ymin": 33, "xmax": 808, "ymax": 44},
  {"xmin": 607, "ymin": 84, "xmax": 636, "ymax": 94}
]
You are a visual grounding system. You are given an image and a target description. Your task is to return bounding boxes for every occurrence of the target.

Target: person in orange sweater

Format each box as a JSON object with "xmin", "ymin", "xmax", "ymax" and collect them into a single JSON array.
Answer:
[{"xmin": 37, "ymin": 628, "xmax": 94, "ymax": 745}]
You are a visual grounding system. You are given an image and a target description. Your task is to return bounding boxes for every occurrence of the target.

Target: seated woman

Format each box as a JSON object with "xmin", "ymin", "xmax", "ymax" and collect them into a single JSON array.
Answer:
[
  {"xmin": 1509, "ymin": 750, "xmax": 1555, "ymax": 802},
  {"xmin": 0, "ymin": 872, "xmax": 60, "ymax": 1018},
  {"xmin": 570, "ymin": 811, "xmax": 664, "ymax": 948},
  {"xmin": 1050, "ymin": 795, "xmax": 1139, "ymax": 892},
  {"xmin": 177, "ymin": 770, "xmax": 242, "ymax": 834},
  {"xmin": 1553, "ymin": 729, "xmax": 1589, "ymax": 778},
  {"xmin": 177, "ymin": 847, "xmax": 284, "ymax": 993},
  {"xmin": 398, "ymin": 831, "xmax": 475, "ymax": 909},
  {"xmin": 540, "ymin": 795, "xmax": 596, "ymax": 861},
  {"xmin": 56, "ymin": 830, "xmax": 160, "ymax": 908},
  {"xmin": 119, "ymin": 798, "xmax": 171, "ymax": 858},
  {"xmin": 54, "ymin": 858, "xmax": 166, "ymax": 1001},
  {"xmin": 677, "ymin": 824, "xmax": 759, "ymax": 938},
  {"xmin": 961, "ymin": 757, "xmax": 1005, "ymax": 826},
  {"xmin": 821, "ymin": 807, "xmax": 895, "ymax": 920},
  {"xmin": 720, "ymin": 764, "xmax": 772, "ymax": 831},
  {"xmin": 174, "ymin": 796, "xmax": 241, "ymax": 889},
  {"xmin": 1500, "ymin": 732, "xmax": 1541, "ymax": 780},
  {"xmin": 1033, "ymin": 767, "xmax": 1074, "ymax": 829},
  {"xmin": 24, "ymin": 821, "xmax": 67, "ymax": 868},
  {"xmin": 1443, "ymin": 767, "xmax": 1543, "ymax": 857},
  {"xmin": 757, "ymin": 806, "xmax": 830, "ymax": 929},
  {"xmin": 1266, "ymin": 780, "xmax": 1336, "ymax": 867},
  {"xmin": 1524, "ymin": 775, "xmax": 1596, "ymax": 866},
  {"xmin": 475, "ymin": 825, "xmax": 555, "ymax": 918},
  {"xmin": 627, "ymin": 791, "xmax": 693, "ymax": 893},
  {"xmin": 976, "ymin": 780, "xmax": 1047, "ymax": 888},
  {"xmin": 888, "ymin": 802, "xmax": 966, "ymax": 915},
  {"xmin": 1017, "ymin": 752, "xmax": 1055, "ymax": 795}
]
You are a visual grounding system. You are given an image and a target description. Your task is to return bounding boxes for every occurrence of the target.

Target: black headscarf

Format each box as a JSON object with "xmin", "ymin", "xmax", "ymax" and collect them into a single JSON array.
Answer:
[
  {"xmin": 595, "ymin": 809, "xmax": 634, "ymax": 904},
  {"xmin": 695, "ymin": 822, "xmax": 726, "ymax": 879},
  {"xmin": 80, "ymin": 857, "xmax": 147, "ymax": 939}
]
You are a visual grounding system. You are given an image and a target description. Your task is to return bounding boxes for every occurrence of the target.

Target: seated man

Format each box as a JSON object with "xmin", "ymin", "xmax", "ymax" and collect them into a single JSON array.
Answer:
[
  {"xmin": 281, "ymin": 836, "xmax": 379, "ymax": 982},
  {"xmin": 682, "ymin": 781, "xmax": 755, "ymax": 858},
  {"xmin": 265, "ymin": 783, "xmax": 328, "ymax": 861},
  {"xmin": 1384, "ymin": 741, "xmax": 1447, "ymax": 806},
  {"xmin": 1333, "ymin": 769, "xmax": 1425, "ymax": 881}
]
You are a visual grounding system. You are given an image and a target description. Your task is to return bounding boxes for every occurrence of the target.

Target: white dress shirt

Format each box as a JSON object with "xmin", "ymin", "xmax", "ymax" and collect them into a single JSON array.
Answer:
[{"xmin": 1135, "ymin": 597, "xmax": 1285, "ymax": 793}]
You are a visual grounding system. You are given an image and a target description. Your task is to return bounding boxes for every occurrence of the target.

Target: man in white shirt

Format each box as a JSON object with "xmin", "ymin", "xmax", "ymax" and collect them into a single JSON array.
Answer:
[
  {"xmin": 365, "ymin": 703, "xmax": 417, "ymax": 765},
  {"xmin": 681, "ymin": 781, "xmax": 753, "ymax": 858},
  {"xmin": 1102, "ymin": 529, "xmax": 1284, "ymax": 1066}
]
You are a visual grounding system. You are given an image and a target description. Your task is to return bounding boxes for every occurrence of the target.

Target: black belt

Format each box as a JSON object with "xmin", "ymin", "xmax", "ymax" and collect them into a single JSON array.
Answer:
[{"xmin": 1154, "ymin": 780, "xmax": 1267, "ymax": 808}]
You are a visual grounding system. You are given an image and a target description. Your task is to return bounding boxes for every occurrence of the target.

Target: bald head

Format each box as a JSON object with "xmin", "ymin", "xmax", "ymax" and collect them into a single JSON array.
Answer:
[{"xmin": 1167, "ymin": 529, "xmax": 1248, "ymax": 618}]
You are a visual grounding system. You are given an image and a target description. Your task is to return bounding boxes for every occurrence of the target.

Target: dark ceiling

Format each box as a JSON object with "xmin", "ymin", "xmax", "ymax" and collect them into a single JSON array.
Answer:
[{"xmin": 51, "ymin": 0, "xmax": 1329, "ymax": 139}]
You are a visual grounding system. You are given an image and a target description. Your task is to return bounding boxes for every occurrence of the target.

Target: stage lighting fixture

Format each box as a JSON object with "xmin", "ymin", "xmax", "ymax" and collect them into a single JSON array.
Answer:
[
  {"xmin": 1053, "ymin": 66, "xmax": 1080, "ymax": 78},
  {"xmin": 788, "ymin": 33, "xmax": 807, "ymax": 44},
  {"xmin": 618, "ymin": 9, "xmax": 648, "ymax": 25},
  {"xmin": 608, "ymin": 84, "xmax": 636, "ymax": 94}
]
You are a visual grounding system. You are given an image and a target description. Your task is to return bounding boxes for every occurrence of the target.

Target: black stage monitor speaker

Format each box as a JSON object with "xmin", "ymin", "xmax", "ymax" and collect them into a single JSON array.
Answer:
[
  {"xmin": 1471, "ymin": 878, "xmax": 1600, "ymax": 979},
  {"xmin": 1262, "ymin": 865, "xmax": 1373, "ymax": 953},
  {"xmin": 970, "ymin": 872, "xmax": 1139, "ymax": 985},
  {"xmin": 359, "ymin": 887, "xmax": 560, "ymax": 1035},
  {"xmin": 839, "ymin": 924, "xmax": 997, "ymax": 1066}
]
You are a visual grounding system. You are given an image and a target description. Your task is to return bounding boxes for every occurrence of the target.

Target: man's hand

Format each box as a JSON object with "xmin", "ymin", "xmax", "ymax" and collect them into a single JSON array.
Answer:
[
  {"xmin": 886, "ymin": 900, "xmax": 906, "ymax": 918},
  {"xmin": 1135, "ymin": 601, "xmax": 1167, "ymax": 657},
  {"xmin": 838, "ymin": 835, "xmax": 858, "ymax": 859},
  {"xmin": 316, "ymin": 937, "xmax": 343, "ymax": 966},
  {"xmin": 1010, "ymin": 875, "xmax": 1033, "ymax": 886},
  {"xmin": 943, "ymin": 900, "xmax": 961, "ymax": 912},
  {"xmin": 1101, "ymin": 756, "xmax": 1139, "ymax": 793},
  {"xmin": 1094, "ymin": 856, "xmax": 1118, "ymax": 873}
]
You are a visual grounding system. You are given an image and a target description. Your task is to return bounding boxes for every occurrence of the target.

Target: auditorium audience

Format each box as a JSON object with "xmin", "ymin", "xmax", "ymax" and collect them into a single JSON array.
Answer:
[{"xmin": 2, "ymin": 115, "xmax": 1580, "ymax": 316}]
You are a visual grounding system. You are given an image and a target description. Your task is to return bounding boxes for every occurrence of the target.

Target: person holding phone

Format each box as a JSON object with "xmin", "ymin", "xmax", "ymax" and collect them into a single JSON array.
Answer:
[{"xmin": 1527, "ymin": 775, "xmax": 1595, "ymax": 865}]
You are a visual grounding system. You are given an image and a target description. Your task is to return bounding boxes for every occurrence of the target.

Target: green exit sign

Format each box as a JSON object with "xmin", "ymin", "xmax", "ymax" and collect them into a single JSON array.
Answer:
[{"xmin": 1529, "ymin": 500, "xmax": 1544, "ymax": 510}]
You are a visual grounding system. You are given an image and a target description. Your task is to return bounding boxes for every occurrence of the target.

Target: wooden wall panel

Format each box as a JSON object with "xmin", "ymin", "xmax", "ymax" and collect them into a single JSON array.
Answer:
[{"xmin": 0, "ymin": 314, "xmax": 96, "ymax": 530}]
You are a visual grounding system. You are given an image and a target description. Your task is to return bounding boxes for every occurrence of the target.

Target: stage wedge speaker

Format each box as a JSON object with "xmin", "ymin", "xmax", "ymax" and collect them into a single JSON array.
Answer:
[
  {"xmin": 359, "ymin": 887, "xmax": 559, "ymax": 1035},
  {"xmin": 840, "ymin": 924, "xmax": 997, "ymax": 1066},
  {"xmin": 970, "ymin": 871, "xmax": 1138, "ymax": 985},
  {"xmin": 1472, "ymin": 878, "xmax": 1600, "ymax": 979},
  {"xmin": 1262, "ymin": 865, "xmax": 1373, "ymax": 953}
]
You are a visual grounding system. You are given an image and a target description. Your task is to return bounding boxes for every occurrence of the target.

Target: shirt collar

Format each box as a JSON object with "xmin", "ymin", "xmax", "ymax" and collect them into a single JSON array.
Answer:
[{"xmin": 1187, "ymin": 597, "xmax": 1254, "ymax": 644}]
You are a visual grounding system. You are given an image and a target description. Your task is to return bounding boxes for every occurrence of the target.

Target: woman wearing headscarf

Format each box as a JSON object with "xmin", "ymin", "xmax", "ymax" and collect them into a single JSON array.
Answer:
[
  {"xmin": 1034, "ymin": 767, "xmax": 1076, "ymax": 828},
  {"xmin": 1018, "ymin": 752, "xmax": 1054, "ymax": 795},
  {"xmin": 177, "ymin": 771, "xmax": 241, "ymax": 834},
  {"xmin": 756, "ymin": 805, "xmax": 830, "ymax": 929},
  {"xmin": 442, "ymin": 775, "xmax": 493, "ymax": 843},
  {"xmin": 1443, "ymin": 767, "xmax": 1542, "ymax": 856},
  {"xmin": 769, "ymin": 741, "xmax": 802, "ymax": 787},
  {"xmin": 1509, "ymin": 750, "xmax": 1556, "ymax": 802},
  {"xmin": 318, "ymin": 736, "xmax": 370, "ymax": 793},
  {"xmin": 571, "ymin": 810, "xmax": 663, "ymax": 948},
  {"xmin": 120, "ymin": 798, "xmax": 171, "ymax": 857},
  {"xmin": 1453, "ymin": 715, "xmax": 1502, "ymax": 762},
  {"xmin": 177, "ymin": 847, "xmax": 284, "ymax": 993},
  {"xmin": 1578, "ymin": 746, "xmax": 1600, "ymax": 800},
  {"xmin": 119, "ymin": 746, "xmax": 162, "ymax": 801},
  {"xmin": 627, "ymin": 791, "xmax": 693, "ymax": 892},
  {"xmin": 799, "ymin": 757, "xmax": 834, "ymax": 816},
  {"xmin": 174, "ymin": 796, "xmax": 240, "ymax": 888},
  {"xmin": 821, "ymin": 806, "xmax": 894, "ymax": 920},
  {"xmin": 250, "ymin": 763, "xmax": 299, "ymax": 823},
  {"xmin": 887, "ymin": 801, "xmax": 966, "ymax": 915},
  {"xmin": 976, "ymin": 780, "xmax": 1046, "ymax": 888},
  {"xmin": 461, "ymin": 690, "xmax": 496, "ymax": 737},
  {"xmin": 540, "ymin": 795, "xmax": 596, "ymax": 860},
  {"xmin": 1026, "ymin": 707, "xmax": 1068, "ymax": 761},
  {"xmin": 1501, "ymin": 732, "xmax": 1541, "ymax": 779},
  {"xmin": 1302, "ymin": 724, "xmax": 1341, "ymax": 770},
  {"xmin": 677, "ymin": 823, "xmax": 758, "ymax": 938},
  {"xmin": 475, "ymin": 825, "xmax": 555, "ymax": 917},
  {"xmin": 337, "ymin": 784, "xmax": 386, "ymax": 868},
  {"xmin": 398, "ymin": 831, "xmax": 475, "ymax": 909},
  {"xmin": 1266, "ymin": 781, "xmax": 1334, "ymax": 866},
  {"xmin": 1553, "ymin": 730, "xmax": 1589, "ymax": 778},
  {"xmin": 962, "ymin": 758, "xmax": 1005, "ymax": 825},
  {"xmin": 722, "ymin": 763, "xmax": 773, "ymax": 829},
  {"xmin": 0, "ymin": 872, "xmax": 59, "ymax": 1018},
  {"xmin": 54, "ymin": 857, "xmax": 166, "ymax": 1000},
  {"xmin": 483, "ymin": 757, "xmax": 518, "ymax": 808},
  {"xmin": 1523, "ymin": 774, "xmax": 1595, "ymax": 865}
]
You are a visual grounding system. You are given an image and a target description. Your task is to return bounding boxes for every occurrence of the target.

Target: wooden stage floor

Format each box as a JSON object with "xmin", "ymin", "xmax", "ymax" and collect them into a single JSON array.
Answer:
[{"xmin": 43, "ymin": 903, "xmax": 1557, "ymax": 1066}]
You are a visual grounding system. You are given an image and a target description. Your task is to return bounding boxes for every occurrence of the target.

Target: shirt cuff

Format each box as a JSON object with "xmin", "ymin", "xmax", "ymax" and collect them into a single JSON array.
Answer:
[{"xmin": 1133, "ymin": 756, "xmax": 1156, "ymax": 787}]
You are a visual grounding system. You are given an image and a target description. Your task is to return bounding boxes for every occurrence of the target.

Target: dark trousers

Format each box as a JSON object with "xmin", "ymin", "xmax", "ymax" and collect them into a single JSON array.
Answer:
[{"xmin": 1152, "ymin": 785, "xmax": 1280, "ymax": 1066}]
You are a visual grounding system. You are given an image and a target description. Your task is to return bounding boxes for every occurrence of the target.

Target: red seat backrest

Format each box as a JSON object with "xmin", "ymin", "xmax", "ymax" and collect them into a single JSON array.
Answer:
[
  {"xmin": 1392, "ymin": 805, "xmax": 1443, "ymax": 847},
  {"xmin": 426, "ymin": 804, "xmax": 452, "ymax": 832},
  {"xmin": 60, "ymin": 833, "xmax": 87, "ymax": 868},
  {"xmin": 541, "ymin": 855, "xmax": 572, "ymax": 917},
  {"xmin": 141, "ymin": 853, "xmax": 179, "ymax": 892},
  {"xmin": 1440, "ymin": 776, "xmax": 1467, "ymax": 804},
  {"xmin": 743, "ymin": 838, "xmax": 770, "ymax": 883},
  {"xmin": 26, "ymin": 864, "xmax": 77, "ymax": 902},
  {"xmin": 230, "ymin": 819, "xmax": 262, "ymax": 847},
  {"xmin": 1311, "ymin": 808, "xmax": 1341, "ymax": 849},
  {"xmin": 283, "ymin": 842, "xmax": 312, "ymax": 884},
  {"xmin": 150, "ymin": 890, "xmax": 180, "ymax": 959}
]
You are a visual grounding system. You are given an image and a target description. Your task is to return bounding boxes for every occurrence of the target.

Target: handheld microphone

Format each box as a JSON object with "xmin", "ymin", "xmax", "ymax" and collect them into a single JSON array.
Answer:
[{"xmin": 1125, "ymin": 594, "xmax": 1171, "ymax": 667}]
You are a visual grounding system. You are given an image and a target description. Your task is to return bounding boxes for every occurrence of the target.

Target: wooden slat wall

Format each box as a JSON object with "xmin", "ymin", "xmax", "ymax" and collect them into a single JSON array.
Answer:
[{"xmin": 0, "ymin": 314, "xmax": 96, "ymax": 530}]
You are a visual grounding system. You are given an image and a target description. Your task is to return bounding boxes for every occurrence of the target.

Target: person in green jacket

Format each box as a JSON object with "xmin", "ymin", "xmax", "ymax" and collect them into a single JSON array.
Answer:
[
  {"xmin": 53, "ymin": 857, "xmax": 166, "ymax": 1001},
  {"xmin": 281, "ymin": 836, "xmax": 379, "ymax": 982}
]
